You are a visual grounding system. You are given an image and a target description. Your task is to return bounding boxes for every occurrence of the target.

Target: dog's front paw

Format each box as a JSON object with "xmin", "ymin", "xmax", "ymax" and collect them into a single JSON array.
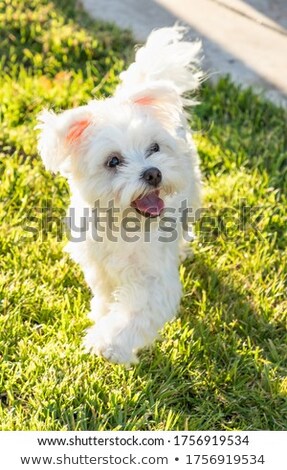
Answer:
[
  {"xmin": 98, "ymin": 344, "xmax": 138, "ymax": 365},
  {"xmin": 179, "ymin": 243, "xmax": 194, "ymax": 263},
  {"xmin": 83, "ymin": 328, "xmax": 138, "ymax": 365}
]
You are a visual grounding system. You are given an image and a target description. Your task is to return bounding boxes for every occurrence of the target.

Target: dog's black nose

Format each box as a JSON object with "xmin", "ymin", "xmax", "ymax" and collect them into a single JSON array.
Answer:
[{"xmin": 142, "ymin": 167, "xmax": 162, "ymax": 187}]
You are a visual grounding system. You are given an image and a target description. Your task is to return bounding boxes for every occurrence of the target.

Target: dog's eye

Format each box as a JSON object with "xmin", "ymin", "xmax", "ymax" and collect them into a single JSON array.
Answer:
[
  {"xmin": 107, "ymin": 154, "xmax": 121, "ymax": 168},
  {"xmin": 147, "ymin": 143, "xmax": 160, "ymax": 156}
]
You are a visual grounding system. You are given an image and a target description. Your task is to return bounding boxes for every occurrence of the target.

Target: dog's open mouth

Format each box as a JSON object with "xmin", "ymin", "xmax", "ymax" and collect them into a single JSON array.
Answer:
[{"xmin": 131, "ymin": 190, "xmax": 164, "ymax": 218}]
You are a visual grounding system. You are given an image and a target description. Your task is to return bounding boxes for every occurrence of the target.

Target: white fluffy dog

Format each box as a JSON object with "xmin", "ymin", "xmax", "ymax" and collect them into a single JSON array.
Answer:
[{"xmin": 38, "ymin": 26, "xmax": 203, "ymax": 365}]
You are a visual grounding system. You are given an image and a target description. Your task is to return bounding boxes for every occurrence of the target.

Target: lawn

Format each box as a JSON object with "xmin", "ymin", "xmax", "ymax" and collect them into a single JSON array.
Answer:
[{"xmin": 0, "ymin": 0, "xmax": 286, "ymax": 430}]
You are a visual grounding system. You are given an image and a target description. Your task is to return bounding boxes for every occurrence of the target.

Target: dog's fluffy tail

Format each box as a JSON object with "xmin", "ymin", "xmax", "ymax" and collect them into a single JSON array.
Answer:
[{"xmin": 118, "ymin": 26, "xmax": 203, "ymax": 100}]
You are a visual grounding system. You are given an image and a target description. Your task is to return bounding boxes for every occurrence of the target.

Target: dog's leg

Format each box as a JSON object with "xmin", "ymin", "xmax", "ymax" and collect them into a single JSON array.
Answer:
[
  {"xmin": 83, "ymin": 273, "xmax": 182, "ymax": 364},
  {"xmin": 178, "ymin": 222, "xmax": 195, "ymax": 263}
]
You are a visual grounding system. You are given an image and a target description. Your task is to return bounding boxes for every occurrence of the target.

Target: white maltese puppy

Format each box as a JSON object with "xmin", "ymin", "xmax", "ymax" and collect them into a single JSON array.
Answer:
[{"xmin": 38, "ymin": 26, "xmax": 203, "ymax": 365}]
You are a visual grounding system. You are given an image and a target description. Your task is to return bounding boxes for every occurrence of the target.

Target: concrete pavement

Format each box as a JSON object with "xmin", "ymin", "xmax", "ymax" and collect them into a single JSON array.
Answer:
[{"xmin": 81, "ymin": 0, "xmax": 287, "ymax": 107}]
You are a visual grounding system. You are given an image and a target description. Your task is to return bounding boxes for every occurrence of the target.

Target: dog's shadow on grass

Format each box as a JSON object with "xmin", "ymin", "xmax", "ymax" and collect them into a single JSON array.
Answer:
[{"xmin": 132, "ymin": 254, "xmax": 287, "ymax": 429}]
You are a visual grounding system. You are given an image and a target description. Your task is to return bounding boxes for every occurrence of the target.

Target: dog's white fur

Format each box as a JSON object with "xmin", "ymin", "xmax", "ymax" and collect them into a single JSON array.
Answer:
[{"xmin": 37, "ymin": 26, "xmax": 203, "ymax": 364}]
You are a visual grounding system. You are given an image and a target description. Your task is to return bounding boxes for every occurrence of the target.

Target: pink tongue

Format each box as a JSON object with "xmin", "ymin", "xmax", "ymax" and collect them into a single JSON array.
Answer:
[{"xmin": 133, "ymin": 191, "xmax": 164, "ymax": 216}]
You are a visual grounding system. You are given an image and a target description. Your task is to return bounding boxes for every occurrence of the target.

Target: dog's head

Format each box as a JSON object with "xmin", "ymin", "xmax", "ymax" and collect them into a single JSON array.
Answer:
[{"xmin": 37, "ymin": 83, "xmax": 194, "ymax": 217}]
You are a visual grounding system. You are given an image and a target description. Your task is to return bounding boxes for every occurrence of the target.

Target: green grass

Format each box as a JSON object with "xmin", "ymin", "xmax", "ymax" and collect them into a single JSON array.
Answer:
[{"xmin": 0, "ymin": 0, "xmax": 286, "ymax": 430}]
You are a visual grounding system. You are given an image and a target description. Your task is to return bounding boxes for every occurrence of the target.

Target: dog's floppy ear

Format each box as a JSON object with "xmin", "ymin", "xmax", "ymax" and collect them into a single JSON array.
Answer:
[
  {"xmin": 37, "ymin": 106, "xmax": 93, "ymax": 173},
  {"xmin": 118, "ymin": 83, "xmax": 184, "ymax": 128},
  {"xmin": 130, "ymin": 83, "xmax": 182, "ymax": 109}
]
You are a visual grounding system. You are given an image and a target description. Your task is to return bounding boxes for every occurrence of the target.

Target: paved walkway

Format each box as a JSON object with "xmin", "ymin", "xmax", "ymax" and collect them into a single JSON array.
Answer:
[{"xmin": 82, "ymin": 0, "xmax": 287, "ymax": 107}]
